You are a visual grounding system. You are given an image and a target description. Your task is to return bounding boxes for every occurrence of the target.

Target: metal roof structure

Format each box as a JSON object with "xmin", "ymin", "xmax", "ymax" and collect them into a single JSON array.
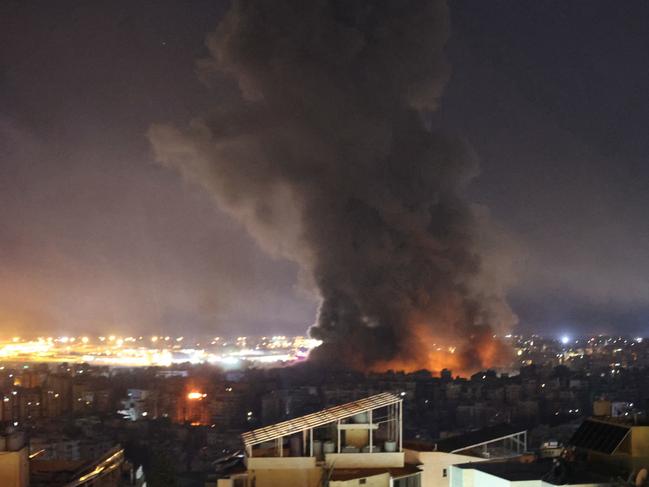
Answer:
[
  {"xmin": 569, "ymin": 419, "xmax": 630, "ymax": 454},
  {"xmin": 404, "ymin": 424, "xmax": 527, "ymax": 455},
  {"xmin": 241, "ymin": 392, "xmax": 401, "ymax": 447},
  {"xmin": 435, "ymin": 424, "xmax": 527, "ymax": 453}
]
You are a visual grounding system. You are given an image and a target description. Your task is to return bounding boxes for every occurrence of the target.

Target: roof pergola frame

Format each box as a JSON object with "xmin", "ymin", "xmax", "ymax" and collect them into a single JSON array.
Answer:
[{"xmin": 241, "ymin": 392, "xmax": 403, "ymax": 457}]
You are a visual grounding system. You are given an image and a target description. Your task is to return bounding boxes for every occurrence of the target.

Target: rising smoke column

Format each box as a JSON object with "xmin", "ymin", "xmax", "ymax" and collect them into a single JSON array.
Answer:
[{"xmin": 149, "ymin": 0, "xmax": 516, "ymax": 373}]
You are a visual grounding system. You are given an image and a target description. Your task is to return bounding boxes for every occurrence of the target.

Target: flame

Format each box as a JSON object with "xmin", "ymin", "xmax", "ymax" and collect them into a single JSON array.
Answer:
[{"xmin": 370, "ymin": 321, "xmax": 510, "ymax": 377}]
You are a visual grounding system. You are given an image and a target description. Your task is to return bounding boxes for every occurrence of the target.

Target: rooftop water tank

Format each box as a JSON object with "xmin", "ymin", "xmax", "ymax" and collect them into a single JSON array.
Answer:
[
  {"xmin": 352, "ymin": 413, "xmax": 368, "ymax": 423},
  {"xmin": 384, "ymin": 440, "xmax": 397, "ymax": 452},
  {"xmin": 323, "ymin": 441, "xmax": 335, "ymax": 454}
]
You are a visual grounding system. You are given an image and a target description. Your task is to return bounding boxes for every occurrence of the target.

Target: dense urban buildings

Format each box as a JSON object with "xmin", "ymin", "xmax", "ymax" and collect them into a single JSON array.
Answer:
[{"xmin": 1, "ymin": 335, "xmax": 649, "ymax": 485}]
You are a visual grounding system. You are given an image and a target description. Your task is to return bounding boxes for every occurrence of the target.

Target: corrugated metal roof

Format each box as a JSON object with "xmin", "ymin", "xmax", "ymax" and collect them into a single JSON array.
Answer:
[
  {"xmin": 241, "ymin": 392, "xmax": 401, "ymax": 447},
  {"xmin": 569, "ymin": 419, "xmax": 630, "ymax": 454}
]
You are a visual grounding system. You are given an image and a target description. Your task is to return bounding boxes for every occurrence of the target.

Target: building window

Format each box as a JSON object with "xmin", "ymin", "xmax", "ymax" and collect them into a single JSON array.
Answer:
[
  {"xmin": 360, "ymin": 480, "xmax": 366, "ymax": 485},
  {"xmin": 443, "ymin": 468, "xmax": 447, "ymax": 477}
]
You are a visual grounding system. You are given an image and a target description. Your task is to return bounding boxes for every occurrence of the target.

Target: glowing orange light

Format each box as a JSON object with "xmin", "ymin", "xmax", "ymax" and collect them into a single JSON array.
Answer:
[
  {"xmin": 369, "ymin": 319, "xmax": 511, "ymax": 377},
  {"xmin": 187, "ymin": 392, "xmax": 204, "ymax": 400}
]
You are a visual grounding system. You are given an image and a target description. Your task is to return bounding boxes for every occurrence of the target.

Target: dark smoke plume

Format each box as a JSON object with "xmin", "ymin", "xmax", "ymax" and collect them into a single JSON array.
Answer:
[{"xmin": 149, "ymin": 0, "xmax": 516, "ymax": 373}]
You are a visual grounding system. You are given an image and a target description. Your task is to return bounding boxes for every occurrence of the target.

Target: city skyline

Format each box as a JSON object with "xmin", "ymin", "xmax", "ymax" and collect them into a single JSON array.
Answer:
[{"xmin": 3, "ymin": 3, "xmax": 649, "ymax": 486}]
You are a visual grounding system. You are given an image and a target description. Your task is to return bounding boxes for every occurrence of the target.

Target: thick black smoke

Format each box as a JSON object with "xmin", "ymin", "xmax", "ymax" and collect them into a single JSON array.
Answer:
[{"xmin": 149, "ymin": 0, "xmax": 516, "ymax": 371}]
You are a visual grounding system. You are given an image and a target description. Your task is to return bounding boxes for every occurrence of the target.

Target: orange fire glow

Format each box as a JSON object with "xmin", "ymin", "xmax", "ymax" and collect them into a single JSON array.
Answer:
[
  {"xmin": 370, "ymin": 321, "xmax": 511, "ymax": 377},
  {"xmin": 187, "ymin": 391, "xmax": 206, "ymax": 400}
]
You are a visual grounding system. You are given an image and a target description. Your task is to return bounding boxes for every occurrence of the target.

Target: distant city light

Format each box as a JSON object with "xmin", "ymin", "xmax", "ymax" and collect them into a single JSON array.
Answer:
[
  {"xmin": 187, "ymin": 392, "xmax": 205, "ymax": 400},
  {"xmin": 561, "ymin": 335, "xmax": 570, "ymax": 345},
  {"xmin": 0, "ymin": 334, "xmax": 359, "ymax": 368}
]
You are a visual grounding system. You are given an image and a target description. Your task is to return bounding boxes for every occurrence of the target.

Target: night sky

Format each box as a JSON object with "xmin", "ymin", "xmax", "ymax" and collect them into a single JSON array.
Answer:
[{"xmin": 2, "ymin": 1, "xmax": 649, "ymax": 338}]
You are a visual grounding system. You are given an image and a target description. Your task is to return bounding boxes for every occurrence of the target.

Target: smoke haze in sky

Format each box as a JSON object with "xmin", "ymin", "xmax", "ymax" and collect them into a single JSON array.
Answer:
[{"xmin": 2, "ymin": 1, "xmax": 649, "ymax": 341}]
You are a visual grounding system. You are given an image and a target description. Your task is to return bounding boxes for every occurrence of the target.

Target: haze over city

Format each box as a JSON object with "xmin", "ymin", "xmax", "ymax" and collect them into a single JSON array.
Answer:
[
  {"xmin": 4, "ymin": 3, "xmax": 649, "ymax": 487},
  {"xmin": 3, "ymin": 0, "xmax": 649, "ymax": 355}
]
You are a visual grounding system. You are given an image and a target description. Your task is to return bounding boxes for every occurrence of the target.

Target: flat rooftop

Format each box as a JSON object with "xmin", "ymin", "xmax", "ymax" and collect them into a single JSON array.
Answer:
[
  {"xmin": 455, "ymin": 459, "xmax": 616, "ymax": 485},
  {"xmin": 405, "ymin": 424, "xmax": 525, "ymax": 453}
]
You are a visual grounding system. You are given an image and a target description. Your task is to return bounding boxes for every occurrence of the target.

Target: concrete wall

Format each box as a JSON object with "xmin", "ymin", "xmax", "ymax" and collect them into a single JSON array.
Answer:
[
  {"xmin": 0, "ymin": 448, "xmax": 29, "ymax": 487},
  {"xmin": 325, "ymin": 452, "xmax": 404, "ymax": 468},
  {"xmin": 631, "ymin": 426, "xmax": 649, "ymax": 457},
  {"xmin": 251, "ymin": 467, "xmax": 322, "ymax": 487},
  {"xmin": 331, "ymin": 472, "xmax": 390, "ymax": 487},
  {"xmin": 451, "ymin": 467, "xmax": 535, "ymax": 487},
  {"xmin": 449, "ymin": 465, "xmax": 611, "ymax": 487},
  {"xmin": 405, "ymin": 450, "xmax": 485, "ymax": 487},
  {"xmin": 247, "ymin": 456, "xmax": 316, "ymax": 470},
  {"xmin": 345, "ymin": 429, "xmax": 370, "ymax": 449}
]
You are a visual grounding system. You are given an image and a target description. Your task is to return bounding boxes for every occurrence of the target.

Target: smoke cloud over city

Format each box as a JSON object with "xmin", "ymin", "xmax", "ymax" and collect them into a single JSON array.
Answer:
[{"xmin": 149, "ymin": 0, "xmax": 516, "ymax": 373}]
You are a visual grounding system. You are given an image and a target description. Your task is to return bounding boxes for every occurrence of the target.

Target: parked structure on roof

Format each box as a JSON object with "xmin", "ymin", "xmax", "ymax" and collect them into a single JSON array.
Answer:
[
  {"xmin": 569, "ymin": 417, "xmax": 649, "ymax": 472},
  {"xmin": 219, "ymin": 392, "xmax": 418, "ymax": 487},
  {"xmin": 217, "ymin": 393, "xmax": 536, "ymax": 487}
]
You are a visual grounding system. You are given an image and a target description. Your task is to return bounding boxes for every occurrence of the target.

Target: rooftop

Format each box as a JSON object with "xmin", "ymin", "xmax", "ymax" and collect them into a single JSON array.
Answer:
[
  {"xmin": 241, "ymin": 392, "xmax": 401, "ymax": 448},
  {"xmin": 455, "ymin": 459, "xmax": 614, "ymax": 485},
  {"xmin": 405, "ymin": 424, "xmax": 526, "ymax": 454}
]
